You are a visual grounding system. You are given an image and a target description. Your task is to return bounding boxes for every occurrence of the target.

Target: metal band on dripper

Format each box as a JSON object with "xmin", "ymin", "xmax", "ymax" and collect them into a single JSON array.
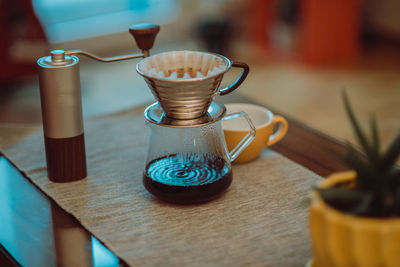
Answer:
[{"xmin": 144, "ymin": 102, "xmax": 226, "ymax": 127}]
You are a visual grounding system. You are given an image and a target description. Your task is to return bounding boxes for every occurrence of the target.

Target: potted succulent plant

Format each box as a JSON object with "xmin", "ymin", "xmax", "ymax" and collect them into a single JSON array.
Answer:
[{"xmin": 309, "ymin": 91, "xmax": 400, "ymax": 267}]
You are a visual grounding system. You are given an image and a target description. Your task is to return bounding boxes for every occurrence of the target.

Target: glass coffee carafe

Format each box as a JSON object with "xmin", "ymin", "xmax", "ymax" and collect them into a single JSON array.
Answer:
[{"xmin": 143, "ymin": 102, "xmax": 256, "ymax": 204}]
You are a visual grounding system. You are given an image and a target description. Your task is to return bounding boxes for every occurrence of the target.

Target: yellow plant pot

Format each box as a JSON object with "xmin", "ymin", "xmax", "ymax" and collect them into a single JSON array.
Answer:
[{"xmin": 309, "ymin": 171, "xmax": 400, "ymax": 267}]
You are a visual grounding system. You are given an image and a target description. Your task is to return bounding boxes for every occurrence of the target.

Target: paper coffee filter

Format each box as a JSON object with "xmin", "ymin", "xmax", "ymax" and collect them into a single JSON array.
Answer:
[{"xmin": 139, "ymin": 51, "xmax": 228, "ymax": 79}]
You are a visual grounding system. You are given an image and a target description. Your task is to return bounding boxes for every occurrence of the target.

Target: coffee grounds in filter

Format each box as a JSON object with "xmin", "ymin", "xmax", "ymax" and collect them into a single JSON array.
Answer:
[{"xmin": 140, "ymin": 51, "xmax": 227, "ymax": 79}]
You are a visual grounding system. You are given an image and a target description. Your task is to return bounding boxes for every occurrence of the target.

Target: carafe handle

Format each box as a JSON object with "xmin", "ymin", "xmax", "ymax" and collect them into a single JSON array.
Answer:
[
  {"xmin": 222, "ymin": 112, "xmax": 256, "ymax": 162},
  {"xmin": 218, "ymin": 62, "xmax": 249, "ymax": 96}
]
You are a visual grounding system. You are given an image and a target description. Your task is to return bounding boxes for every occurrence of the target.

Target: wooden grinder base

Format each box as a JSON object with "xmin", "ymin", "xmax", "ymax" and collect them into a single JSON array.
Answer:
[{"xmin": 44, "ymin": 134, "xmax": 87, "ymax": 182}]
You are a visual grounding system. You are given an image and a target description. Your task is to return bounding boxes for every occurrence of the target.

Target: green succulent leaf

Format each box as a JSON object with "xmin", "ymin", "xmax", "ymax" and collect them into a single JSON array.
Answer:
[
  {"xmin": 342, "ymin": 90, "xmax": 374, "ymax": 162},
  {"xmin": 379, "ymin": 131, "xmax": 400, "ymax": 173},
  {"xmin": 341, "ymin": 142, "xmax": 373, "ymax": 188},
  {"xmin": 369, "ymin": 116, "xmax": 380, "ymax": 163},
  {"xmin": 317, "ymin": 187, "xmax": 373, "ymax": 215}
]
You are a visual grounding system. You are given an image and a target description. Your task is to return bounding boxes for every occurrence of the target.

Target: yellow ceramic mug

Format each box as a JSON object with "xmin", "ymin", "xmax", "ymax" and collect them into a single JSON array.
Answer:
[{"xmin": 222, "ymin": 103, "xmax": 288, "ymax": 163}]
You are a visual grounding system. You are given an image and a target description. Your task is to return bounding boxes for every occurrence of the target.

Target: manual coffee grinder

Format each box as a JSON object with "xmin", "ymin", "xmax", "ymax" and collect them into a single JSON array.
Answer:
[
  {"xmin": 137, "ymin": 50, "xmax": 256, "ymax": 204},
  {"xmin": 37, "ymin": 24, "xmax": 160, "ymax": 182}
]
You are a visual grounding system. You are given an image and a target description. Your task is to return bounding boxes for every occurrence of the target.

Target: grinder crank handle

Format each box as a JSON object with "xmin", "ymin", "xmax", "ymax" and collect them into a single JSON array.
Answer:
[
  {"xmin": 65, "ymin": 23, "xmax": 160, "ymax": 62},
  {"xmin": 129, "ymin": 23, "xmax": 160, "ymax": 57}
]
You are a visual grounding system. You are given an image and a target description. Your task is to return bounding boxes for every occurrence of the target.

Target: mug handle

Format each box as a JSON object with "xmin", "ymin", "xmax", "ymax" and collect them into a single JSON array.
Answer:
[
  {"xmin": 267, "ymin": 115, "xmax": 288, "ymax": 146},
  {"xmin": 218, "ymin": 62, "xmax": 250, "ymax": 96},
  {"xmin": 222, "ymin": 111, "xmax": 256, "ymax": 162}
]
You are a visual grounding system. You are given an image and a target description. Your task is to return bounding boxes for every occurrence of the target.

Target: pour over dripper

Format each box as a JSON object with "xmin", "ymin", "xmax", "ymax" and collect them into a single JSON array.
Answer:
[{"xmin": 137, "ymin": 50, "xmax": 249, "ymax": 120}]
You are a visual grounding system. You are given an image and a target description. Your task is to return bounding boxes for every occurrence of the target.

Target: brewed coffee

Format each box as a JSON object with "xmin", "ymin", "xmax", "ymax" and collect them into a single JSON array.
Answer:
[{"xmin": 143, "ymin": 153, "xmax": 232, "ymax": 204}]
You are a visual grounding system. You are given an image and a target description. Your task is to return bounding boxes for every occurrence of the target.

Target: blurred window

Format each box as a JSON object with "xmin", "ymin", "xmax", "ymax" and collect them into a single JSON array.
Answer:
[{"xmin": 32, "ymin": 0, "xmax": 179, "ymax": 43}]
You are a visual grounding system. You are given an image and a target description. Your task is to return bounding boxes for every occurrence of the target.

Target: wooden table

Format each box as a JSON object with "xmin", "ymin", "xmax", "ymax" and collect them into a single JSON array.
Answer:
[{"xmin": 0, "ymin": 95, "xmax": 350, "ymax": 266}]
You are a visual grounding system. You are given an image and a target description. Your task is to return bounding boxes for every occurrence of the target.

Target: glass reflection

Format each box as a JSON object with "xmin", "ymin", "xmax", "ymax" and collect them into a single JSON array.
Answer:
[
  {"xmin": 0, "ymin": 156, "xmax": 56, "ymax": 266},
  {"xmin": 0, "ymin": 156, "xmax": 121, "ymax": 266}
]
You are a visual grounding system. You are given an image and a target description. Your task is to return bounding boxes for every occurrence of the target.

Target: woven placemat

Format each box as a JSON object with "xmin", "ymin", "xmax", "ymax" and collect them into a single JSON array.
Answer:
[{"xmin": 2, "ymin": 108, "xmax": 321, "ymax": 267}]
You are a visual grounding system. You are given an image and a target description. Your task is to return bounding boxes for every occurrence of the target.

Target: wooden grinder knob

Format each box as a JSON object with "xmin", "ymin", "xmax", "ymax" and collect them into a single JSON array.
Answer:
[{"xmin": 129, "ymin": 23, "xmax": 160, "ymax": 54}]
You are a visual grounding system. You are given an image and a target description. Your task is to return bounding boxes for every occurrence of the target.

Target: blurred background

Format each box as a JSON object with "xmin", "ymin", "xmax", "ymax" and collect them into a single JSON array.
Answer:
[{"xmin": 0, "ymin": 0, "xmax": 399, "ymax": 149}]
